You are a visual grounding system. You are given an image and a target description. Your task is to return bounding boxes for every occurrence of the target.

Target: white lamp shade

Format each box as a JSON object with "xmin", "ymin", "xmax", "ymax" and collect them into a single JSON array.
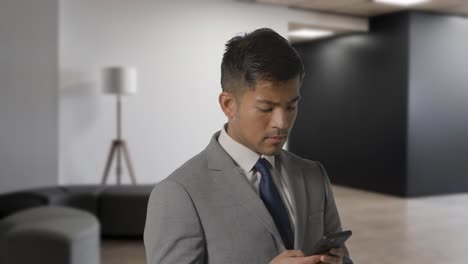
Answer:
[{"xmin": 102, "ymin": 67, "xmax": 137, "ymax": 95}]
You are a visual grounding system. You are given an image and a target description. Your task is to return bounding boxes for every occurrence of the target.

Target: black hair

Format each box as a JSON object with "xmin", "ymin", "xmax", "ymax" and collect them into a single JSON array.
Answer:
[{"xmin": 221, "ymin": 28, "xmax": 304, "ymax": 96}]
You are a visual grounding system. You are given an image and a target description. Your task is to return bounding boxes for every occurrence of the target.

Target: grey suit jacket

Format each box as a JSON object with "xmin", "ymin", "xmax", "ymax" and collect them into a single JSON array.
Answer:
[{"xmin": 144, "ymin": 131, "xmax": 353, "ymax": 264}]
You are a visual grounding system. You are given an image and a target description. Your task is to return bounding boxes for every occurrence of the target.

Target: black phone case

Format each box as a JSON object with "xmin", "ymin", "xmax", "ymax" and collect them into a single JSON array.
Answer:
[{"xmin": 309, "ymin": 230, "xmax": 352, "ymax": 256}]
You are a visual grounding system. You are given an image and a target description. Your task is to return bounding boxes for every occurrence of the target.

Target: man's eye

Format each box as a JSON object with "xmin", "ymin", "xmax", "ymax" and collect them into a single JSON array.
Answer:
[
  {"xmin": 287, "ymin": 106, "xmax": 297, "ymax": 111},
  {"xmin": 257, "ymin": 108, "xmax": 272, "ymax": 112}
]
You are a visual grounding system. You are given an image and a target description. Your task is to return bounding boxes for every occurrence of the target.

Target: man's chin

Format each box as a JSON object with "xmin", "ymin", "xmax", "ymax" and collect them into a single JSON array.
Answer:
[{"xmin": 261, "ymin": 146, "xmax": 283, "ymax": 156}]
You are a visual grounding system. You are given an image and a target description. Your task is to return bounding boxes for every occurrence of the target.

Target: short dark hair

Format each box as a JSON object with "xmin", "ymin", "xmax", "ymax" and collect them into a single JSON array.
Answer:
[{"xmin": 221, "ymin": 28, "xmax": 304, "ymax": 96}]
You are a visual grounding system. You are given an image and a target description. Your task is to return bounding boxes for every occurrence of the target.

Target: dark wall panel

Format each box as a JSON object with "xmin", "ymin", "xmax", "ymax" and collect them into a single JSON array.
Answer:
[
  {"xmin": 290, "ymin": 12, "xmax": 410, "ymax": 196},
  {"xmin": 291, "ymin": 11, "xmax": 468, "ymax": 197},
  {"xmin": 407, "ymin": 12, "xmax": 468, "ymax": 196}
]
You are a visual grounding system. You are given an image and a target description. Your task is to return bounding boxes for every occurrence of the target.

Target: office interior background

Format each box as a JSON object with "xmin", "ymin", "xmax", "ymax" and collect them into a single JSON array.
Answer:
[{"xmin": 1, "ymin": 0, "xmax": 467, "ymax": 263}]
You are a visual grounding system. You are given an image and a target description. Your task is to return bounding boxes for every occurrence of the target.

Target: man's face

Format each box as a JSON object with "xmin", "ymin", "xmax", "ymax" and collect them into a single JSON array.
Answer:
[{"xmin": 223, "ymin": 77, "xmax": 301, "ymax": 156}]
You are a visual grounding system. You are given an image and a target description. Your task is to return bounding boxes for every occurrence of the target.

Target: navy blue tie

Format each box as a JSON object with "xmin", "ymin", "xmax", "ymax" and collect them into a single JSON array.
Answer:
[{"xmin": 255, "ymin": 158, "xmax": 294, "ymax": 250}]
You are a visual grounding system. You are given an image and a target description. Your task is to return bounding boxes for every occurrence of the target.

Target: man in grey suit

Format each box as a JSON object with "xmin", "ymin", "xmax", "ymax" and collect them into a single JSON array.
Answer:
[{"xmin": 144, "ymin": 28, "xmax": 352, "ymax": 264}]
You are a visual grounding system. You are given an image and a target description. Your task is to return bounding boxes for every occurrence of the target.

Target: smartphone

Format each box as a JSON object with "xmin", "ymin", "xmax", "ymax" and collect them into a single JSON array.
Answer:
[{"xmin": 309, "ymin": 230, "xmax": 352, "ymax": 256}]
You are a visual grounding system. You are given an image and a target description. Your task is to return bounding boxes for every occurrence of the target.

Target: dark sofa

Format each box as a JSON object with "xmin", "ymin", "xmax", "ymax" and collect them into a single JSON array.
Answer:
[{"xmin": 0, "ymin": 184, "xmax": 155, "ymax": 238}]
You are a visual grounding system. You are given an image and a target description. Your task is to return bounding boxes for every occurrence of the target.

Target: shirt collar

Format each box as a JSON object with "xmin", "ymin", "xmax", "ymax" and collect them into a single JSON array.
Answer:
[{"xmin": 218, "ymin": 124, "xmax": 275, "ymax": 172}]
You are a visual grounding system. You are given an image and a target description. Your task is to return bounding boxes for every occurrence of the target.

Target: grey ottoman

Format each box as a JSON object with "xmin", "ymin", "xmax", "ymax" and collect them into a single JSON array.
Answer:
[{"xmin": 0, "ymin": 206, "xmax": 100, "ymax": 264}]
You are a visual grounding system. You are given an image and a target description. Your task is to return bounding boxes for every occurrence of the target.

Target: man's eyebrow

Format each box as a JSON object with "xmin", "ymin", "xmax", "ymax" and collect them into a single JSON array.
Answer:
[
  {"xmin": 256, "ymin": 96, "xmax": 301, "ymax": 105},
  {"xmin": 289, "ymin": 95, "xmax": 301, "ymax": 103}
]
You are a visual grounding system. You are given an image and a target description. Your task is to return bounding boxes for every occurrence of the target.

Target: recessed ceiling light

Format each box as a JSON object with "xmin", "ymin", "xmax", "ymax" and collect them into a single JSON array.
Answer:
[
  {"xmin": 288, "ymin": 29, "xmax": 334, "ymax": 39},
  {"xmin": 373, "ymin": 0, "xmax": 430, "ymax": 6}
]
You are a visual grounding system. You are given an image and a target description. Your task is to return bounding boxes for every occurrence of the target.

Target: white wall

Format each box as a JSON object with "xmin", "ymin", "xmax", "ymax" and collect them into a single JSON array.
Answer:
[
  {"xmin": 59, "ymin": 0, "xmax": 367, "ymax": 185},
  {"xmin": 0, "ymin": 0, "xmax": 58, "ymax": 193}
]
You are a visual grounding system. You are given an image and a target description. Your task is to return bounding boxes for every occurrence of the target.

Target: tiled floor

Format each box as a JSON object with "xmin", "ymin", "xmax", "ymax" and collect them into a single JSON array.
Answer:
[{"xmin": 102, "ymin": 185, "xmax": 468, "ymax": 264}]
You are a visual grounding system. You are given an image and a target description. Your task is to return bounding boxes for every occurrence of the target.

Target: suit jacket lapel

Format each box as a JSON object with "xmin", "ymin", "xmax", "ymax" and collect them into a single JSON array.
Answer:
[
  {"xmin": 279, "ymin": 151, "xmax": 308, "ymax": 250},
  {"xmin": 205, "ymin": 132, "xmax": 285, "ymax": 251}
]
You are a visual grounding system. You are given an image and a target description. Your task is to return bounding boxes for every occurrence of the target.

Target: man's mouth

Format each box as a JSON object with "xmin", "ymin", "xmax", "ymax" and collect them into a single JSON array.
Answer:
[
  {"xmin": 268, "ymin": 136, "xmax": 286, "ymax": 140},
  {"xmin": 265, "ymin": 136, "xmax": 287, "ymax": 144}
]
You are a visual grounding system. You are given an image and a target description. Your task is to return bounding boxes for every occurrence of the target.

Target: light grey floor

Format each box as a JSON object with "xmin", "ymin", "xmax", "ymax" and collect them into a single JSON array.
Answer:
[{"xmin": 102, "ymin": 185, "xmax": 468, "ymax": 264}]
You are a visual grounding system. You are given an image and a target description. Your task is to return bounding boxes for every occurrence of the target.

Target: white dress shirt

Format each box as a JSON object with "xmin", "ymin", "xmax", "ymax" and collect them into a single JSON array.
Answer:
[{"xmin": 217, "ymin": 125, "xmax": 296, "ymax": 229}]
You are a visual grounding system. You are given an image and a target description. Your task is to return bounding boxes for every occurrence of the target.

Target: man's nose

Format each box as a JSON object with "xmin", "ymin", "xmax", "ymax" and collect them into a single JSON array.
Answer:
[{"xmin": 271, "ymin": 108, "xmax": 288, "ymax": 130}]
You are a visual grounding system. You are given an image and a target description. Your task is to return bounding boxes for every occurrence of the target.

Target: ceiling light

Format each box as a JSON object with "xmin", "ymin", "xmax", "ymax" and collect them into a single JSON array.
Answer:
[
  {"xmin": 288, "ymin": 29, "xmax": 334, "ymax": 39},
  {"xmin": 373, "ymin": 0, "xmax": 430, "ymax": 6}
]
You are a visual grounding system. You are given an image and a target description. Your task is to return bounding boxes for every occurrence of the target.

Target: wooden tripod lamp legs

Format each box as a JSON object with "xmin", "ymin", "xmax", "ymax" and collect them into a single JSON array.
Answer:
[{"xmin": 101, "ymin": 139, "xmax": 137, "ymax": 186}]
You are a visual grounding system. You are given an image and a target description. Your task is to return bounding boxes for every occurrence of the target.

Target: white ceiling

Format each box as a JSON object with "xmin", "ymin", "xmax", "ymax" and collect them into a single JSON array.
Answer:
[{"xmin": 252, "ymin": 0, "xmax": 468, "ymax": 17}]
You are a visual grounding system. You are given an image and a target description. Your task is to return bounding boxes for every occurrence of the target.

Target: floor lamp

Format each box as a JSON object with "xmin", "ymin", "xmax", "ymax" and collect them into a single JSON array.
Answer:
[{"xmin": 101, "ymin": 66, "xmax": 137, "ymax": 186}]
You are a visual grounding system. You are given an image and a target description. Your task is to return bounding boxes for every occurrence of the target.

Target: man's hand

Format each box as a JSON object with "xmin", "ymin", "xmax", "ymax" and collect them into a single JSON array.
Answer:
[
  {"xmin": 269, "ymin": 248, "xmax": 345, "ymax": 264},
  {"xmin": 269, "ymin": 250, "xmax": 324, "ymax": 264},
  {"xmin": 319, "ymin": 248, "xmax": 345, "ymax": 264}
]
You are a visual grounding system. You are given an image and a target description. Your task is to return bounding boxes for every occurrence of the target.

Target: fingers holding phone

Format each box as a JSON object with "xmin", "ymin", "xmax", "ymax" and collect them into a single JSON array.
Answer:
[
  {"xmin": 318, "ymin": 248, "xmax": 345, "ymax": 264},
  {"xmin": 269, "ymin": 250, "xmax": 326, "ymax": 264},
  {"xmin": 309, "ymin": 230, "xmax": 351, "ymax": 264},
  {"xmin": 268, "ymin": 247, "xmax": 346, "ymax": 264},
  {"xmin": 269, "ymin": 230, "xmax": 351, "ymax": 264},
  {"xmin": 309, "ymin": 230, "xmax": 352, "ymax": 256}
]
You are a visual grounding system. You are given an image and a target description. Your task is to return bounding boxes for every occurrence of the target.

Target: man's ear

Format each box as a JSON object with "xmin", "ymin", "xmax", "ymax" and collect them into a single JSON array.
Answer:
[{"xmin": 219, "ymin": 91, "xmax": 237, "ymax": 119}]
